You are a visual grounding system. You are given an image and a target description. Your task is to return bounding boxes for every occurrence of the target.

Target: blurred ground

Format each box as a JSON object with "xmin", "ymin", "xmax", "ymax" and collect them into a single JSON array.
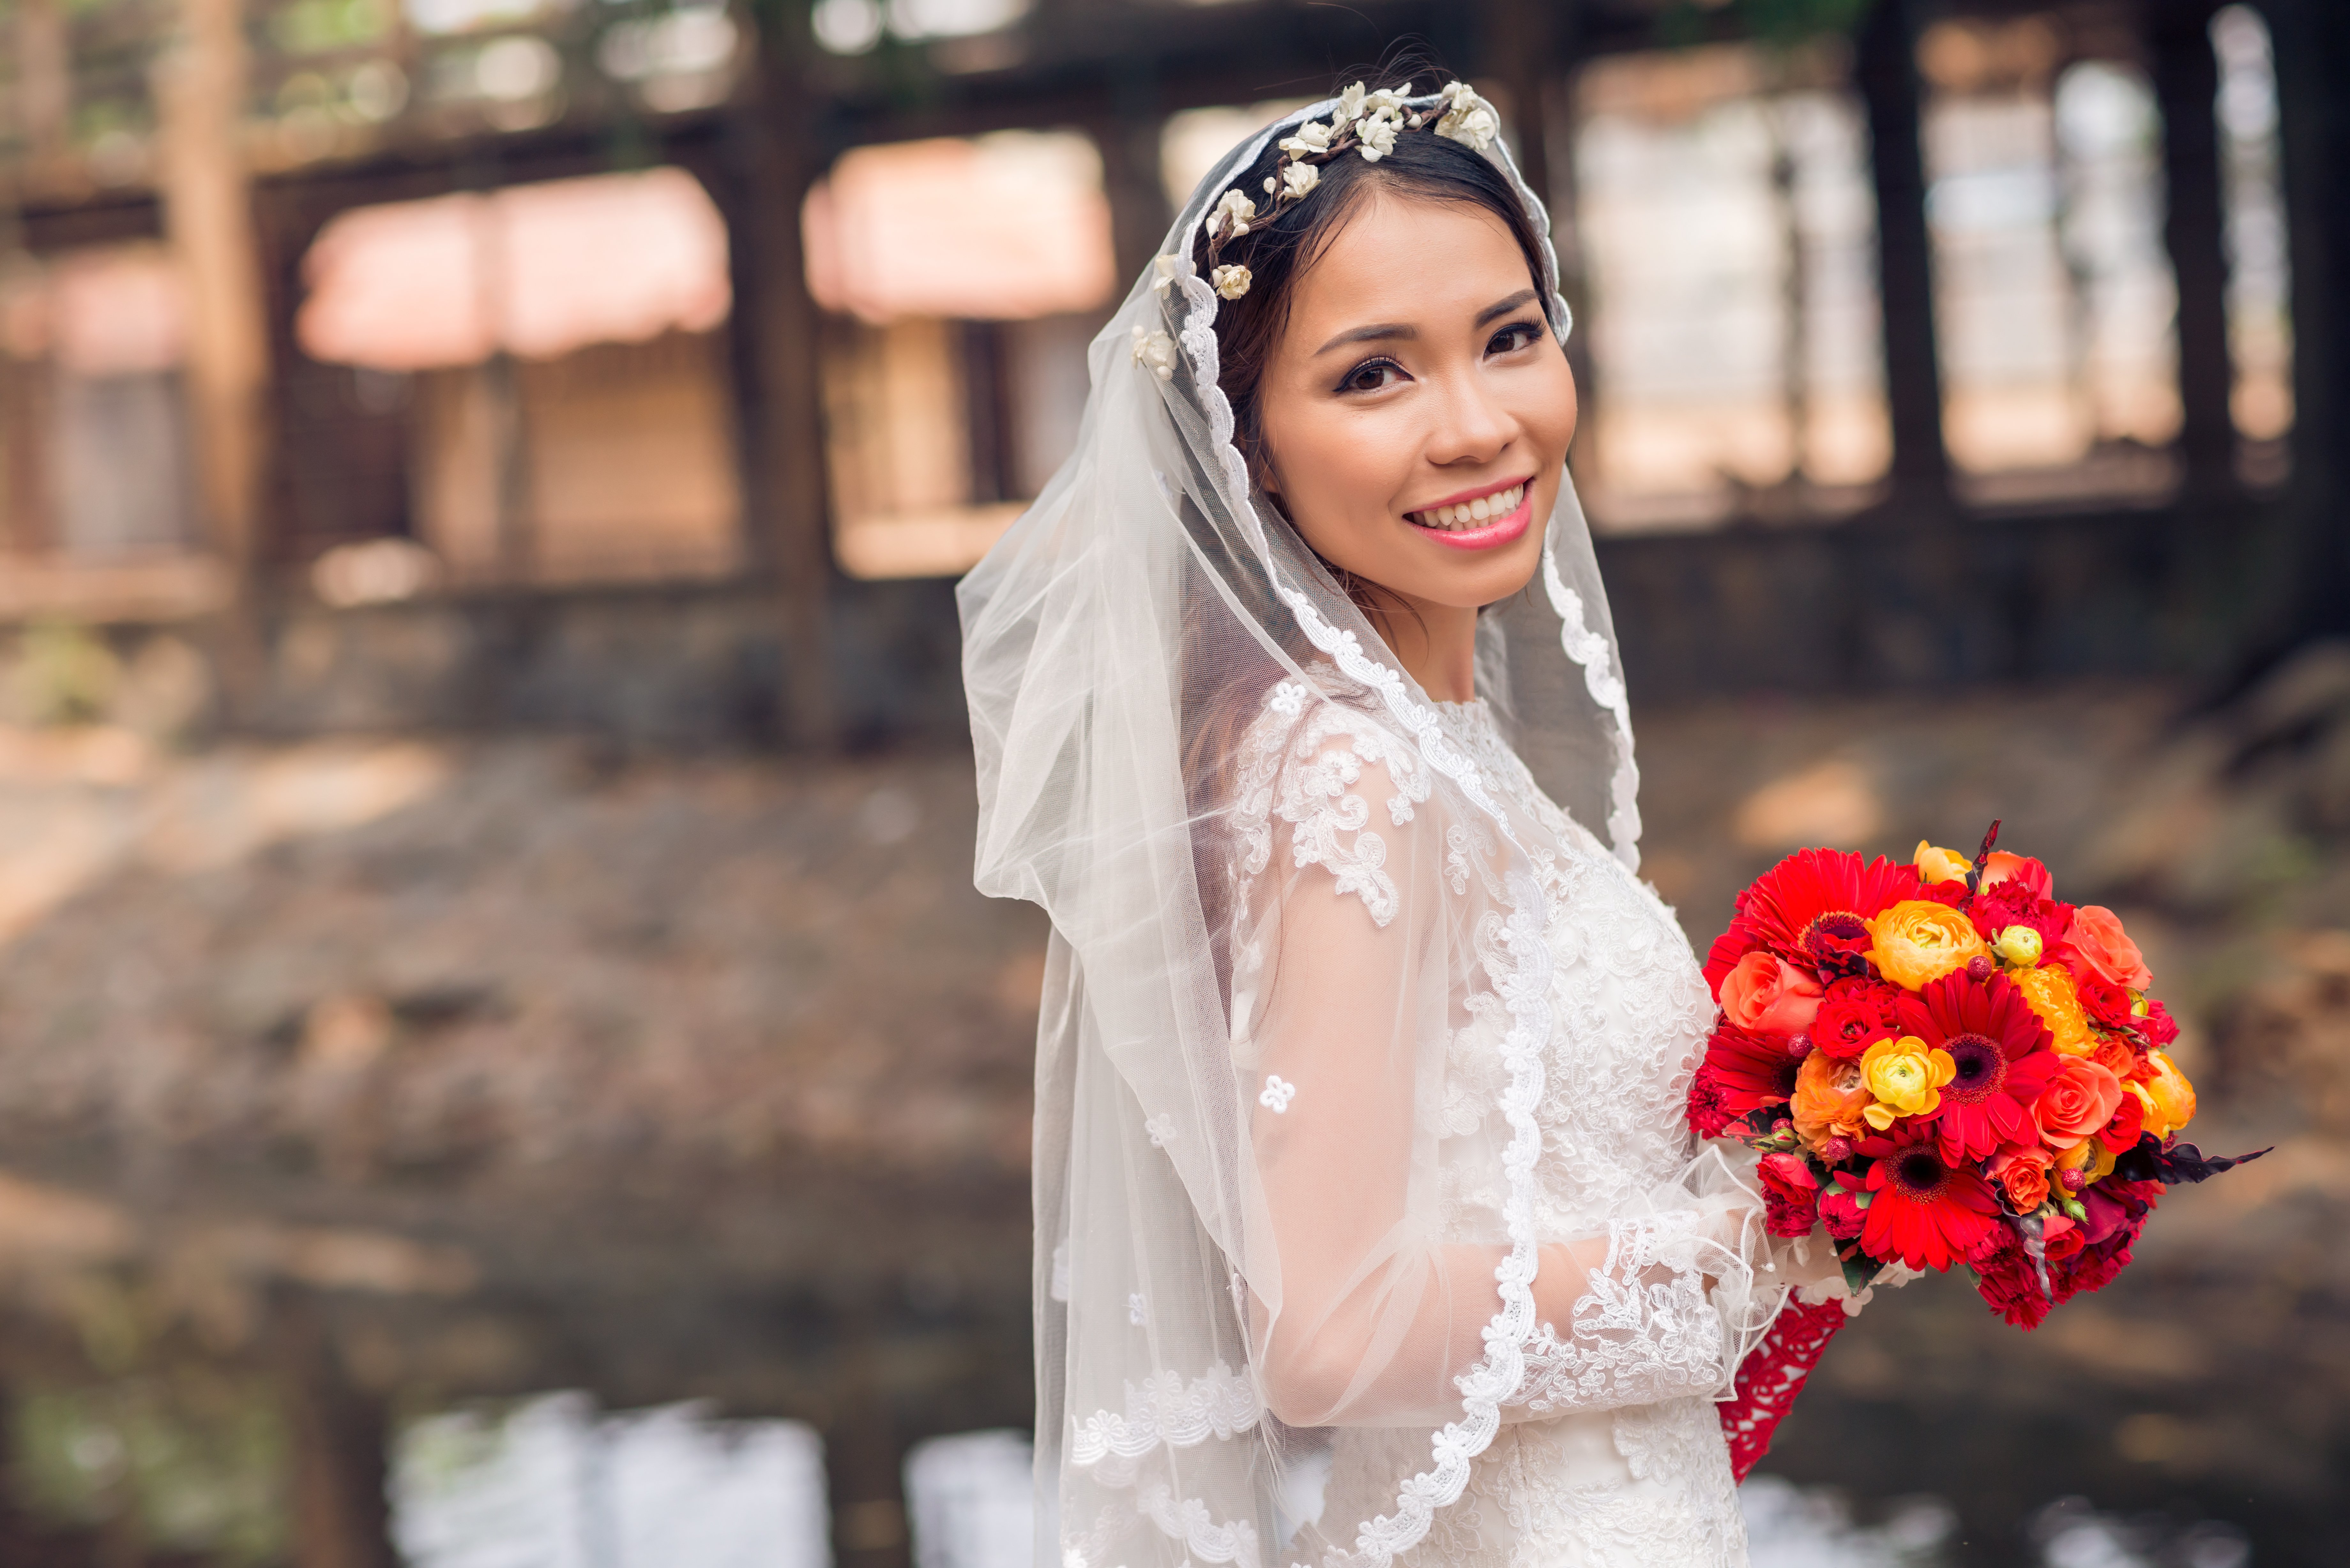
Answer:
[{"xmin": 0, "ymin": 648, "xmax": 2345, "ymax": 1563}]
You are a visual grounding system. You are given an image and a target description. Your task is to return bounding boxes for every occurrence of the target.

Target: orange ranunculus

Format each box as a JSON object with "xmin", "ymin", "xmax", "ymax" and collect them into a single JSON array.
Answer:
[
  {"xmin": 1865, "ymin": 900, "xmax": 1989, "ymax": 990},
  {"xmin": 1719, "ymin": 951, "xmax": 1825, "ymax": 1036},
  {"xmin": 1914, "ymin": 841, "xmax": 1972, "ymax": 885},
  {"xmin": 2091, "ymin": 1035, "xmax": 2140, "ymax": 1079},
  {"xmin": 1988, "ymin": 1142, "xmax": 2054, "ymax": 1212},
  {"xmin": 2128, "ymin": 1050, "xmax": 2198, "ymax": 1138},
  {"xmin": 1980, "ymin": 851, "xmax": 2054, "ymax": 897},
  {"xmin": 2035, "ymin": 1057, "xmax": 2125, "ymax": 1151},
  {"xmin": 2060, "ymin": 905, "xmax": 2153, "ymax": 990},
  {"xmin": 1792, "ymin": 1048, "xmax": 1873, "ymax": 1146},
  {"xmin": 2010, "ymin": 961, "xmax": 2092, "ymax": 1056}
]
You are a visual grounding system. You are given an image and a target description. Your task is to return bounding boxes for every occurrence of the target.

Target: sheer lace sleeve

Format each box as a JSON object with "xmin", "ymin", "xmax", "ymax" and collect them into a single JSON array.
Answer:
[{"xmin": 1232, "ymin": 697, "xmax": 1772, "ymax": 1430}]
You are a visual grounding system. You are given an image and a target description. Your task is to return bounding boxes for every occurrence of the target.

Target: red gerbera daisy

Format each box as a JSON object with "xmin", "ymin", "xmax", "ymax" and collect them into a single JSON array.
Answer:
[
  {"xmin": 1852, "ymin": 1128, "xmax": 2000, "ymax": 1272},
  {"xmin": 1698, "ymin": 1021, "xmax": 1808, "ymax": 1114},
  {"xmin": 1705, "ymin": 849, "xmax": 1924, "ymax": 995},
  {"xmin": 1894, "ymin": 972, "xmax": 2059, "ymax": 1164}
]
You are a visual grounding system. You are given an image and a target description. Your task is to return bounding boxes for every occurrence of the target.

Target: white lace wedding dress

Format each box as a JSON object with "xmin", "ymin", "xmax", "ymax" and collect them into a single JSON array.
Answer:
[{"xmin": 1241, "ymin": 688, "xmax": 1757, "ymax": 1568}]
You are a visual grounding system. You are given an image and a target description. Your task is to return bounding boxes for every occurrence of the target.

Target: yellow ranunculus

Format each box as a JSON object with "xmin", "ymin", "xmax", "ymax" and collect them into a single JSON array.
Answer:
[
  {"xmin": 2129, "ymin": 1051, "xmax": 2198, "ymax": 1138},
  {"xmin": 2056, "ymin": 1134, "xmax": 2120, "ymax": 1184},
  {"xmin": 1993, "ymin": 924, "xmax": 2044, "ymax": 967},
  {"xmin": 1860, "ymin": 1033, "xmax": 1956, "ymax": 1130},
  {"xmin": 1865, "ymin": 899, "xmax": 1989, "ymax": 989},
  {"xmin": 2010, "ymin": 961, "xmax": 2092, "ymax": 1055},
  {"xmin": 1914, "ymin": 841, "xmax": 1973, "ymax": 885}
]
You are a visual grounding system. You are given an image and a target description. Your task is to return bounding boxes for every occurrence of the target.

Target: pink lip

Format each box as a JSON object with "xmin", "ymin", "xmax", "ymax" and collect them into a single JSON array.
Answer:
[{"xmin": 1414, "ymin": 487, "xmax": 1533, "ymax": 551}]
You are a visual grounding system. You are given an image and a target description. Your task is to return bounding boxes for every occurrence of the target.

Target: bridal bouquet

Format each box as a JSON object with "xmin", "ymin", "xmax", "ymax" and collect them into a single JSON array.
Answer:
[{"xmin": 1688, "ymin": 826, "xmax": 2264, "ymax": 1328}]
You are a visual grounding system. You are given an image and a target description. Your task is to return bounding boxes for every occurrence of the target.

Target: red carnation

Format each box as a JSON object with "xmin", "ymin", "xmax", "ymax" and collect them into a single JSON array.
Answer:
[
  {"xmin": 1697, "ymin": 1021, "xmax": 1808, "ymax": 1114},
  {"xmin": 1966, "ymin": 880, "xmax": 2073, "ymax": 947},
  {"xmin": 1894, "ymin": 973, "xmax": 2060, "ymax": 1164},
  {"xmin": 1757, "ymin": 1153, "xmax": 1821, "ymax": 1238},
  {"xmin": 1704, "ymin": 849, "xmax": 1924, "ymax": 996},
  {"xmin": 1971, "ymin": 1232, "xmax": 2053, "ymax": 1329},
  {"xmin": 1854, "ymin": 1127, "xmax": 2001, "ymax": 1272},
  {"xmin": 2041, "ymin": 1211, "xmax": 2086, "ymax": 1261},
  {"xmin": 1819, "ymin": 1187, "xmax": 1865, "ymax": 1240},
  {"xmin": 2140, "ymin": 999, "xmax": 2179, "ymax": 1049},
  {"xmin": 1812, "ymin": 978, "xmax": 1905, "ymax": 1061}
]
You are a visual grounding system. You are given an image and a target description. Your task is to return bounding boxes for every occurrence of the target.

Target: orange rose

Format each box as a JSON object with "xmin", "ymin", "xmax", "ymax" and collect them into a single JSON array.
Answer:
[
  {"xmin": 1864, "ymin": 900, "xmax": 1988, "ymax": 990},
  {"xmin": 2035, "ymin": 1057, "xmax": 2124, "ymax": 1151},
  {"xmin": 2091, "ymin": 1036, "xmax": 2140, "ymax": 1080},
  {"xmin": 2128, "ymin": 1050, "xmax": 2197, "ymax": 1138},
  {"xmin": 2060, "ymin": 906, "xmax": 2153, "ymax": 990},
  {"xmin": 2009, "ymin": 962, "xmax": 2091, "ymax": 1056},
  {"xmin": 1792, "ymin": 1048, "xmax": 1873, "ymax": 1146},
  {"xmin": 1988, "ymin": 1143, "xmax": 2053, "ymax": 1212},
  {"xmin": 1719, "ymin": 950, "xmax": 1825, "ymax": 1036}
]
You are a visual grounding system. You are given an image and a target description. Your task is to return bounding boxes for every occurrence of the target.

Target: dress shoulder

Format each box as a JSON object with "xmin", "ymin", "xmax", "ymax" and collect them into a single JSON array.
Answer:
[{"xmin": 1228, "ymin": 673, "xmax": 1434, "ymax": 929}]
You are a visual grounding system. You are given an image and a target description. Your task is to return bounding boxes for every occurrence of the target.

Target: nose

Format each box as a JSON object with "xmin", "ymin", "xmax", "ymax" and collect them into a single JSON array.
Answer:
[{"xmin": 1422, "ymin": 362, "xmax": 1516, "ymax": 469}]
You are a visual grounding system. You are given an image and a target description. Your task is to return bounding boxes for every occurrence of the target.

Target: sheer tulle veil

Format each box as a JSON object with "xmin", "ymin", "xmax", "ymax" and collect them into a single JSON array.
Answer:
[{"xmin": 958, "ymin": 90, "xmax": 1700, "ymax": 1568}]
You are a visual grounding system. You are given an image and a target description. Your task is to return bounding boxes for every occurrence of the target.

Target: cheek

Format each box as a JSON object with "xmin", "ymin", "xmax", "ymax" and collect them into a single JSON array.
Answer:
[{"xmin": 1263, "ymin": 402, "xmax": 1414, "ymax": 526}]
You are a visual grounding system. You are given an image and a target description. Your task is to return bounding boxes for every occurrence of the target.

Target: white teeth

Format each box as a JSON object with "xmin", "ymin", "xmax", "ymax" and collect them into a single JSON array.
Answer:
[{"xmin": 1414, "ymin": 484, "xmax": 1523, "ymax": 531}]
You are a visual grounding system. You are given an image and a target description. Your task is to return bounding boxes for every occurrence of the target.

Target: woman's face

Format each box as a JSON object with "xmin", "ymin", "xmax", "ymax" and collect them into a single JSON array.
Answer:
[{"xmin": 1255, "ymin": 190, "xmax": 1578, "ymax": 616}]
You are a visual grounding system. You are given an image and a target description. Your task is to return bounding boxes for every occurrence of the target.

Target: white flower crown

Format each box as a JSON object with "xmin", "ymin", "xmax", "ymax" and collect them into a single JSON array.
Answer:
[
  {"xmin": 1130, "ymin": 80, "xmax": 1502, "ymax": 379},
  {"xmin": 1202, "ymin": 81, "xmax": 1501, "ymax": 301}
]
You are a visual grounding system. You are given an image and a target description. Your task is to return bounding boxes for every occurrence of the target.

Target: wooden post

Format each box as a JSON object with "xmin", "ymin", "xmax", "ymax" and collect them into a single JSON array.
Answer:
[
  {"xmin": 733, "ymin": 19, "xmax": 838, "ymax": 749},
  {"xmin": 153, "ymin": 0, "xmax": 272, "ymax": 707},
  {"xmin": 1854, "ymin": 0, "xmax": 1951, "ymax": 511},
  {"xmin": 1482, "ymin": 0, "xmax": 1553, "ymax": 215},
  {"xmin": 277, "ymin": 1295, "xmax": 400, "ymax": 1568},
  {"xmin": 2150, "ymin": 0, "xmax": 2235, "ymax": 493},
  {"xmin": 1095, "ymin": 103, "xmax": 1172, "ymax": 309},
  {"xmin": 2266, "ymin": 0, "xmax": 2350, "ymax": 640}
]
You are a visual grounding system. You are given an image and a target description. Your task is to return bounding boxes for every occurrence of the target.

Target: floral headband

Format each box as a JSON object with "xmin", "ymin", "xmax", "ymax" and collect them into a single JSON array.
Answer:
[{"xmin": 1129, "ymin": 80, "xmax": 1501, "ymax": 381}]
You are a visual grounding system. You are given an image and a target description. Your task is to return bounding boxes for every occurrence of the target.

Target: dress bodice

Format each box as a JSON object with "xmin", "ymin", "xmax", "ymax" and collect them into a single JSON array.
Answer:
[{"xmin": 1241, "ymin": 693, "xmax": 1751, "ymax": 1568}]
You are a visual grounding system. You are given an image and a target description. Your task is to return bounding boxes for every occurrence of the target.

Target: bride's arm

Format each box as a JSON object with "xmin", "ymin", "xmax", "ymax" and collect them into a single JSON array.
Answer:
[{"xmin": 1241, "ymin": 750, "xmax": 1773, "ymax": 1429}]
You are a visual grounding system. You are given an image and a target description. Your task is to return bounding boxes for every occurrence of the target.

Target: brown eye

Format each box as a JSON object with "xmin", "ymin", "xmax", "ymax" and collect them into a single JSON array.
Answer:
[
  {"xmin": 1488, "ymin": 321, "xmax": 1541, "ymax": 356},
  {"xmin": 1339, "ymin": 358, "xmax": 1406, "ymax": 394}
]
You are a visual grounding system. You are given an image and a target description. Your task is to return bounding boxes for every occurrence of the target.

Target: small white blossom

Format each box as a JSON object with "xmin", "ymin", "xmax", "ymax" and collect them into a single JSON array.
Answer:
[
  {"xmin": 1212, "ymin": 263, "xmax": 1251, "ymax": 301},
  {"xmin": 1263, "ymin": 176, "xmax": 1276, "ymax": 193},
  {"xmin": 1355, "ymin": 106, "xmax": 1401, "ymax": 162},
  {"xmin": 1435, "ymin": 81, "xmax": 1500, "ymax": 152},
  {"xmin": 1279, "ymin": 160, "xmax": 1321, "ymax": 200},
  {"xmin": 1212, "ymin": 187, "xmax": 1257, "ymax": 238},
  {"xmin": 1278, "ymin": 118, "xmax": 1335, "ymax": 158},
  {"xmin": 1151, "ymin": 253, "xmax": 1180, "ymax": 293},
  {"xmin": 1259, "ymin": 1074, "xmax": 1297, "ymax": 1114},
  {"xmin": 1130, "ymin": 325, "xmax": 1177, "ymax": 381},
  {"xmin": 1331, "ymin": 82, "xmax": 1368, "ymax": 130},
  {"xmin": 1363, "ymin": 84, "xmax": 1413, "ymax": 116}
]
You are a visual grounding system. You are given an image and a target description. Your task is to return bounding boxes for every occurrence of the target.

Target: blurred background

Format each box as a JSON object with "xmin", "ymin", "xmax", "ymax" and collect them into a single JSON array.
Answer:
[{"xmin": 0, "ymin": 0, "xmax": 2345, "ymax": 1563}]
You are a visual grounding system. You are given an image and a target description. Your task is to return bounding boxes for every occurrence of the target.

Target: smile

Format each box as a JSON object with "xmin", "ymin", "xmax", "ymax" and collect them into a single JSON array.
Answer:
[{"xmin": 1405, "ymin": 478, "xmax": 1533, "ymax": 550}]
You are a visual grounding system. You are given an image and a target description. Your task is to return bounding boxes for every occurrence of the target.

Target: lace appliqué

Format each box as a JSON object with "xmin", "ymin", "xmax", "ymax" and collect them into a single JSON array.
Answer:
[
  {"xmin": 1258, "ymin": 1074, "xmax": 1297, "ymax": 1113},
  {"xmin": 1071, "ymin": 1364, "xmax": 1263, "ymax": 1481},
  {"xmin": 1510, "ymin": 1217, "xmax": 1731, "ymax": 1418},
  {"xmin": 1231, "ymin": 688, "xmax": 1433, "ymax": 928}
]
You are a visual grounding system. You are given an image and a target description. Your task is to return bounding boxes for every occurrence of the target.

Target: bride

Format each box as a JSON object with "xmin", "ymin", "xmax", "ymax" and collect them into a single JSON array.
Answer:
[{"xmin": 961, "ymin": 72, "xmax": 1851, "ymax": 1568}]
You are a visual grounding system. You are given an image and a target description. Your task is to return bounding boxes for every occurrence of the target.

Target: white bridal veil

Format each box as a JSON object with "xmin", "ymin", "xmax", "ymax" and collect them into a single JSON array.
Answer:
[{"xmin": 959, "ymin": 90, "xmax": 1724, "ymax": 1568}]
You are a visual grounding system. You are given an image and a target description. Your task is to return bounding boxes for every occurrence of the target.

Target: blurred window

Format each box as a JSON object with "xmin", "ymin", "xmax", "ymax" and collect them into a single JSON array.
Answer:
[
  {"xmin": 803, "ymin": 131, "xmax": 1114, "ymax": 579},
  {"xmin": 1569, "ymin": 44, "xmax": 1890, "ymax": 533},
  {"xmin": 295, "ymin": 168, "xmax": 744, "ymax": 587},
  {"xmin": 2210, "ymin": 3, "xmax": 2292, "ymax": 477},
  {"xmin": 0, "ymin": 244, "xmax": 199, "ymax": 561},
  {"xmin": 1919, "ymin": 17, "xmax": 2181, "ymax": 504},
  {"xmin": 905, "ymin": 1430, "xmax": 1034, "ymax": 1568}
]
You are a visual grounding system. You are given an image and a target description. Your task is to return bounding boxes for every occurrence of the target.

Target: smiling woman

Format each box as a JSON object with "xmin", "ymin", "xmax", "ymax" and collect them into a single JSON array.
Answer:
[{"xmin": 962, "ymin": 68, "xmax": 1846, "ymax": 1568}]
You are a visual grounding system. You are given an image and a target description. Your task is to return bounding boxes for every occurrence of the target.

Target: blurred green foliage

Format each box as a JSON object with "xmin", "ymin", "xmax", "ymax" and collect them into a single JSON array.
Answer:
[
  {"xmin": 5, "ymin": 623, "xmax": 121, "ymax": 727},
  {"xmin": 10, "ymin": 1373, "xmax": 288, "ymax": 1566}
]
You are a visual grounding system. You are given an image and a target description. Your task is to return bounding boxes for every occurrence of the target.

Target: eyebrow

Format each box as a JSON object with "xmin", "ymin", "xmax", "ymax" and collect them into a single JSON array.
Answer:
[{"xmin": 1313, "ymin": 288, "xmax": 1543, "ymax": 356}]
